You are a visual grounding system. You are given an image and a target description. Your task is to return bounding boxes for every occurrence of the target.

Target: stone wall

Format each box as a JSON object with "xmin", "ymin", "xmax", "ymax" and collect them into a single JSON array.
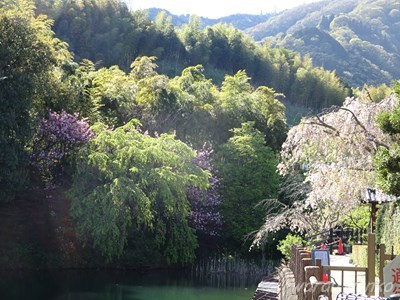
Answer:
[{"xmin": 278, "ymin": 265, "xmax": 298, "ymax": 300}]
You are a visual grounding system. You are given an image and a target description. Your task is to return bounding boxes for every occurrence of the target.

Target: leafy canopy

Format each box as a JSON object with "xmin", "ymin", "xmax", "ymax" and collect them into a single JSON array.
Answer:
[
  {"xmin": 69, "ymin": 120, "xmax": 209, "ymax": 263},
  {"xmin": 0, "ymin": 0, "xmax": 64, "ymax": 201},
  {"xmin": 216, "ymin": 122, "xmax": 279, "ymax": 251},
  {"xmin": 374, "ymin": 81, "xmax": 400, "ymax": 195}
]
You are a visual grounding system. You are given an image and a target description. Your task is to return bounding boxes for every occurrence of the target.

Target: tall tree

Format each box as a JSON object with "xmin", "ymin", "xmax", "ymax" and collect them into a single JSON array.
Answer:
[
  {"xmin": 216, "ymin": 70, "xmax": 287, "ymax": 149},
  {"xmin": 253, "ymin": 93, "xmax": 397, "ymax": 246},
  {"xmin": 374, "ymin": 81, "xmax": 400, "ymax": 195},
  {"xmin": 69, "ymin": 120, "xmax": 209, "ymax": 263},
  {"xmin": 0, "ymin": 0, "xmax": 58, "ymax": 201},
  {"xmin": 178, "ymin": 15, "xmax": 210, "ymax": 65},
  {"xmin": 216, "ymin": 122, "xmax": 279, "ymax": 252},
  {"xmin": 169, "ymin": 65, "xmax": 217, "ymax": 147}
]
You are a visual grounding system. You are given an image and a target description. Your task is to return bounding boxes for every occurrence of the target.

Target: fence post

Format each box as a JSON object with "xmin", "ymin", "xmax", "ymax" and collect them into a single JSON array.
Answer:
[
  {"xmin": 295, "ymin": 250, "xmax": 310, "ymax": 300},
  {"xmin": 379, "ymin": 243, "xmax": 385, "ymax": 297},
  {"xmin": 290, "ymin": 245, "xmax": 296, "ymax": 272},
  {"xmin": 300, "ymin": 256, "xmax": 312, "ymax": 300},
  {"xmin": 366, "ymin": 233, "xmax": 376, "ymax": 296}
]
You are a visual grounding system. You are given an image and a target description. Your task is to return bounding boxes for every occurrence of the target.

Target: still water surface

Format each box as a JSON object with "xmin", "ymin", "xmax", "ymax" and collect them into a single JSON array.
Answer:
[{"xmin": 0, "ymin": 269, "xmax": 258, "ymax": 300}]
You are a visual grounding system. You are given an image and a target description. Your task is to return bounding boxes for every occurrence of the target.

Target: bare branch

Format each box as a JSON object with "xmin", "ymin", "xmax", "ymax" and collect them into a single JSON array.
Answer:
[
  {"xmin": 337, "ymin": 106, "xmax": 389, "ymax": 149},
  {"xmin": 303, "ymin": 116, "xmax": 340, "ymax": 136}
]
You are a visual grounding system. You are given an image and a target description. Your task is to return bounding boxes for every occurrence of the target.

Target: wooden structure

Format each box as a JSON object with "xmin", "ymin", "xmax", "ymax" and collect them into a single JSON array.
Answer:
[
  {"xmin": 290, "ymin": 245, "xmax": 332, "ymax": 300},
  {"xmin": 322, "ymin": 265, "xmax": 368, "ymax": 295},
  {"xmin": 288, "ymin": 233, "xmax": 380, "ymax": 300}
]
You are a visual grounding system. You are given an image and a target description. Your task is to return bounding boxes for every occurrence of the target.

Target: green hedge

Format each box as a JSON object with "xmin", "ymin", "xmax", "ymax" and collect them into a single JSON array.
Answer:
[
  {"xmin": 351, "ymin": 244, "xmax": 368, "ymax": 267},
  {"xmin": 377, "ymin": 202, "xmax": 400, "ymax": 254}
]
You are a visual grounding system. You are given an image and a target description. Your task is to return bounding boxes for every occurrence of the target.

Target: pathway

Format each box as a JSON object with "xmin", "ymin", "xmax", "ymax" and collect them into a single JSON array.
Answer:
[
  {"xmin": 330, "ymin": 254, "xmax": 379, "ymax": 299},
  {"xmin": 252, "ymin": 254, "xmax": 380, "ymax": 300}
]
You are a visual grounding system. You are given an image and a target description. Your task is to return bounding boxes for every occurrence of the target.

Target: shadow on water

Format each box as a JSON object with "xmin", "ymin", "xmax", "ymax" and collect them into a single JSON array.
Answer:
[
  {"xmin": 192, "ymin": 256, "xmax": 278, "ymax": 288},
  {"xmin": 0, "ymin": 259, "xmax": 278, "ymax": 300}
]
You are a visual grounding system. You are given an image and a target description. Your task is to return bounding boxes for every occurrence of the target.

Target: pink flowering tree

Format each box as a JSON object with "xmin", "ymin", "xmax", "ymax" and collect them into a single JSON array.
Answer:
[
  {"xmin": 30, "ymin": 111, "xmax": 94, "ymax": 182},
  {"xmin": 188, "ymin": 146, "xmax": 223, "ymax": 238}
]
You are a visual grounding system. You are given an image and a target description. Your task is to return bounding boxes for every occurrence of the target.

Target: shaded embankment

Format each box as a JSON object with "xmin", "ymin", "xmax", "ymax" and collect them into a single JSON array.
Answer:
[{"xmin": 0, "ymin": 189, "xmax": 82, "ymax": 269}]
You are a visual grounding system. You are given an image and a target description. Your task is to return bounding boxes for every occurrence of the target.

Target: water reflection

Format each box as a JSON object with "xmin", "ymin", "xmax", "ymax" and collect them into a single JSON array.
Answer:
[
  {"xmin": 192, "ymin": 256, "xmax": 278, "ymax": 288},
  {"xmin": 0, "ymin": 268, "xmax": 261, "ymax": 300}
]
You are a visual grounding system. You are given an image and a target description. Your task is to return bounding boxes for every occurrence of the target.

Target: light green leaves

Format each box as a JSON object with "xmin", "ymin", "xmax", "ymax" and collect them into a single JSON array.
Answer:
[{"xmin": 70, "ymin": 120, "xmax": 209, "ymax": 263}]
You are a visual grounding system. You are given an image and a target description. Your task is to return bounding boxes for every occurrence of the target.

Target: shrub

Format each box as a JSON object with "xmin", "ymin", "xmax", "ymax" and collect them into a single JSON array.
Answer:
[{"xmin": 277, "ymin": 233, "xmax": 305, "ymax": 260}]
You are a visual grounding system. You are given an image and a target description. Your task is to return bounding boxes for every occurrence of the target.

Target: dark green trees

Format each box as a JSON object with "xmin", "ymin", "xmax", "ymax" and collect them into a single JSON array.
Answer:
[
  {"xmin": 374, "ymin": 82, "xmax": 400, "ymax": 254},
  {"xmin": 0, "ymin": 1, "xmax": 56, "ymax": 201},
  {"xmin": 70, "ymin": 121, "xmax": 209, "ymax": 263},
  {"xmin": 2, "ymin": 0, "xmax": 340, "ymax": 266},
  {"xmin": 216, "ymin": 122, "xmax": 279, "ymax": 251},
  {"xmin": 375, "ymin": 82, "xmax": 400, "ymax": 195},
  {"xmin": 36, "ymin": 0, "xmax": 350, "ymax": 114}
]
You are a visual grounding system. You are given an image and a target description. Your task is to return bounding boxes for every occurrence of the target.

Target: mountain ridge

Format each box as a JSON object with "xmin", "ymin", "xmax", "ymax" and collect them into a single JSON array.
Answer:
[
  {"xmin": 142, "ymin": 7, "xmax": 273, "ymax": 30},
  {"xmin": 126, "ymin": 0, "xmax": 400, "ymax": 87},
  {"xmin": 246, "ymin": 0, "xmax": 400, "ymax": 86}
]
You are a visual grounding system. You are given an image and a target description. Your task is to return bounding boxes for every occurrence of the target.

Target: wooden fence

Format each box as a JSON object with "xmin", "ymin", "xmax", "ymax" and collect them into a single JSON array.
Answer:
[
  {"xmin": 288, "ymin": 233, "xmax": 400, "ymax": 300},
  {"xmin": 290, "ymin": 245, "xmax": 332, "ymax": 300}
]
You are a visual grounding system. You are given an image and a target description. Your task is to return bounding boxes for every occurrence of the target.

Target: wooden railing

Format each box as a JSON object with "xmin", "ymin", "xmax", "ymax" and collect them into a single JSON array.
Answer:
[
  {"xmin": 286, "ymin": 233, "xmax": 400, "ymax": 300},
  {"xmin": 288, "ymin": 233, "xmax": 380, "ymax": 300},
  {"xmin": 323, "ymin": 265, "xmax": 368, "ymax": 295},
  {"xmin": 290, "ymin": 245, "xmax": 332, "ymax": 300}
]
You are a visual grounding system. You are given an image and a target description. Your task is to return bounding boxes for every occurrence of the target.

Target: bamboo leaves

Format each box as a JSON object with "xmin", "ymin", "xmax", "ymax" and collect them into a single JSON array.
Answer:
[{"xmin": 69, "ymin": 120, "xmax": 209, "ymax": 263}]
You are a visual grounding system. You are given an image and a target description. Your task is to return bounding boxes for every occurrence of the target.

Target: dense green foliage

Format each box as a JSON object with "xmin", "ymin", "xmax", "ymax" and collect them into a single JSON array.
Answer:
[
  {"xmin": 62, "ymin": 61, "xmax": 286, "ymax": 260},
  {"xmin": 249, "ymin": 0, "xmax": 400, "ymax": 86},
  {"xmin": 34, "ymin": 0, "xmax": 350, "ymax": 113},
  {"xmin": 0, "ymin": 0, "xmax": 62, "ymax": 202},
  {"xmin": 8, "ymin": 0, "xmax": 394, "ymax": 268},
  {"xmin": 65, "ymin": 56, "xmax": 287, "ymax": 150},
  {"xmin": 277, "ymin": 234, "xmax": 305, "ymax": 260},
  {"xmin": 216, "ymin": 122, "xmax": 279, "ymax": 251},
  {"xmin": 0, "ymin": 0, "xmax": 297, "ymax": 266},
  {"xmin": 367, "ymin": 82, "xmax": 400, "ymax": 255},
  {"xmin": 353, "ymin": 84, "xmax": 392, "ymax": 103},
  {"xmin": 377, "ymin": 202, "xmax": 400, "ymax": 255},
  {"xmin": 69, "ymin": 121, "xmax": 209, "ymax": 263},
  {"xmin": 340, "ymin": 206, "xmax": 370, "ymax": 230},
  {"xmin": 375, "ymin": 82, "xmax": 400, "ymax": 195}
]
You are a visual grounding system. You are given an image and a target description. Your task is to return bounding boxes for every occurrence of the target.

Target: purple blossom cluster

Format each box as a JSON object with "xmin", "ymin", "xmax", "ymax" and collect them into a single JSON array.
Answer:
[
  {"xmin": 31, "ymin": 110, "xmax": 94, "ymax": 180},
  {"xmin": 188, "ymin": 145, "xmax": 223, "ymax": 236}
]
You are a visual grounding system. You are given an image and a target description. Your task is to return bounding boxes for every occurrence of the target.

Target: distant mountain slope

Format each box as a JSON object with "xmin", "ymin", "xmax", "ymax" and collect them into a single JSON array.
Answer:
[
  {"xmin": 246, "ymin": 0, "xmax": 400, "ymax": 86},
  {"xmin": 145, "ymin": 8, "xmax": 272, "ymax": 30},
  {"xmin": 246, "ymin": 0, "xmax": 355, "ymax": 39}
]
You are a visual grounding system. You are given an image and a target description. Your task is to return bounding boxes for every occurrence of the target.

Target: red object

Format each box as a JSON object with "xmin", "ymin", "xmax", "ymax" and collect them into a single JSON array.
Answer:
[
  {"xmin": 321, "ymin": 243, "xmax": 326, "ymax": 249},
  {"xmin": 338, "ymin": 239, "xmax": 344, "ymax": 255},
  {"xmin": 322, "ymin": 274, "xmax": 329, "ymax": 282}
]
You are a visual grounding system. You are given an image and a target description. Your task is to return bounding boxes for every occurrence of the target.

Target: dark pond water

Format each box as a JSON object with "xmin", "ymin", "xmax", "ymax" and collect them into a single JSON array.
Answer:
[{"xmin": 0, "ymin": 268, "xmax": 261, "ymax": 300}]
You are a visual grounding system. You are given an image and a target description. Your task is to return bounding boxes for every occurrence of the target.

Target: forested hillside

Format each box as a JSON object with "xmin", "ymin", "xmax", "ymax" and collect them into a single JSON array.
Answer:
[
  {"xmin": 247, "ymin": 0, "xmax": 400, "ymax": 86},
  {"xmin": 2, "ymin": 0, "xmax": 289, "ymax": 268},
  {"xmin": 34, "ymin": 0, "xmax": 350, "ymax": 114},
  {"xmin": 2, "ymin": 0, "xmax": 400, "ymax": 271},
  {"xmin": 144, "ymin": 8, "xmax": 272, "ymax": 30}
]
